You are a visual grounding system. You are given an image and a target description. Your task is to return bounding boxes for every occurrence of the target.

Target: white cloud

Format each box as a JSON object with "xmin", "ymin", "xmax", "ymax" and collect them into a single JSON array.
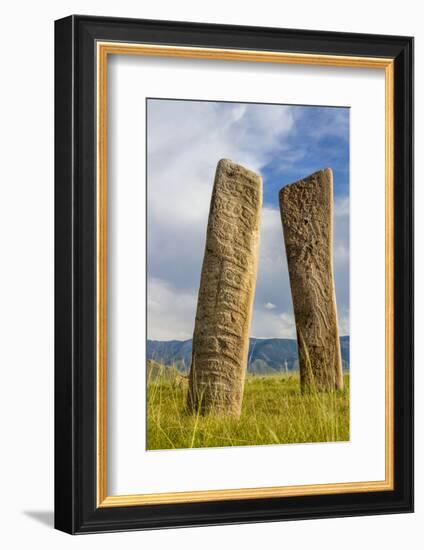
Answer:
[
  {"xmin": 147, "ymin": 100, "xmax": 295, "ymax": 227},
  {"xmin": 338, "ymin": 314, "xmax": 350, "ymax": 336},
  {"xmin": 335, "ymin": 195, "xmax": 349, "ymax": 218},
  {"xmin": 333, "ymin": 196, "xmax": 350, "ymax": 335},
  {"xmin": 147, "ymin": 100, "xmax": 297, "ymax": 339},
  {"xmin": 250, "ymin": 309, "xmax": 296, "ymax": 339},
  {"xmin": 147, "ymin": 278, "xmax": 197, "ymax": 340},
  {"xmin": 147, "ymin": 100, "xmax": 349, "ymax": 340},
  {"xmin": 247, "ymin": 205, "xmax": 294, "ymax": 337}
]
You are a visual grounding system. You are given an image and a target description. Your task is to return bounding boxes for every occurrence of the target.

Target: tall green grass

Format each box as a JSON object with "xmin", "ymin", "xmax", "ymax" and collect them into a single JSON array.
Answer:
[{"xmin": 147, "ymin": 370, "xmax": 349, "ymax": 450}]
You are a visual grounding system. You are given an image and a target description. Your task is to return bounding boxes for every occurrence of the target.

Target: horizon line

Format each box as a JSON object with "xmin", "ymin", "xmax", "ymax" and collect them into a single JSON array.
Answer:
[{"xmin": 147, "ymin": 334, "xmax": 350, "ymax": 343}]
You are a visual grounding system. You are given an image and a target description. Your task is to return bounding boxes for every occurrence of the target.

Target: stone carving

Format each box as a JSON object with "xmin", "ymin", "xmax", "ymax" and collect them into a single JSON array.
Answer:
[
  {"xmin": 188, "ymin": 159, "xmax": 262, "ymax": 417},
  {"xmin": 279, "ymin": 168, "xmax": 343, "ymax": 391}
]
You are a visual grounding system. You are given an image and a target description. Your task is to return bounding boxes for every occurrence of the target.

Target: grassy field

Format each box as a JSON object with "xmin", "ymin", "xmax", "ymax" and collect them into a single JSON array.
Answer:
[{"xmin": 147, "ymin": 368, "xmax": 350, "ymax": 450}]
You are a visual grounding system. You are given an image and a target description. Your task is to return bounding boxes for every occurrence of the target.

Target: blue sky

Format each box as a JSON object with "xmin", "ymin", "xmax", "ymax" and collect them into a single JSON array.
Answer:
[{"xmin": 147, "ymin": 99, "xmax": 349, "ymax": 340}]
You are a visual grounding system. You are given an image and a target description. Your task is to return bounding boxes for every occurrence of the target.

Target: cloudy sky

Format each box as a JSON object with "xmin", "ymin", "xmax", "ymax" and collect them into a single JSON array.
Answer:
[{"xmin": 147, "ymin": 99, "xmax": 349, "ymax": 341}]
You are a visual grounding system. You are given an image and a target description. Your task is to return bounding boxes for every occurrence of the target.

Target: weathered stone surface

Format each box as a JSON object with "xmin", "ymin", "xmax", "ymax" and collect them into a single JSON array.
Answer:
[
  {"xmin": 279, "ymin": 168, "xmax": 343, "ymax": 391},
  {"xmin": 188, "ymin": 159, "xmax": 262, "ymax": 417}
]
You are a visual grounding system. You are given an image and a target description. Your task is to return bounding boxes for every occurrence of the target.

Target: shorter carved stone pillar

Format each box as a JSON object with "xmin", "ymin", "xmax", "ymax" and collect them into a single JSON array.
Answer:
[
  {"xmin": 188, "ymin": 159, "xmax": 262, "ymax": 417},
  {"xmin": 279, "ymin": 168, "xmax": 343, "ymax": 392}
]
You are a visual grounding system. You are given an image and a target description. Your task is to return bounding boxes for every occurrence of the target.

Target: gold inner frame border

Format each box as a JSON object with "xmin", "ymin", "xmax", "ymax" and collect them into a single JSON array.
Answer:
[{"xmin": 96, "ymin": 42, "xmax": 394, "ymax": 508}]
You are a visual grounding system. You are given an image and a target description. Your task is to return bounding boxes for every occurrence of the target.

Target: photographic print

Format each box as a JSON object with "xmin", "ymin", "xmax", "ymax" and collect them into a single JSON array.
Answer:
[{"xmin": 146, "ymin": 98, "xmax": 350, "ymax": 450}]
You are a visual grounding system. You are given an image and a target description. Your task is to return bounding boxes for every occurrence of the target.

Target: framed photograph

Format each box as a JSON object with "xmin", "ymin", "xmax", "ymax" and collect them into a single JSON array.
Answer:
[{"xmin": 54, "ymin": 15, "xmax": 413, "ymax": 534}]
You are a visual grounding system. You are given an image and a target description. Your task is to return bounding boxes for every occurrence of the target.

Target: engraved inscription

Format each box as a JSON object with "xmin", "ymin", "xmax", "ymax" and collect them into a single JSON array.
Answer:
[
  {"xmin": 188, "ymin": 159, "xmax": 262, "ymax": 417},
  {"xmin": 279, "ymin": 168, "xmax": 343, "ymax": 391}
]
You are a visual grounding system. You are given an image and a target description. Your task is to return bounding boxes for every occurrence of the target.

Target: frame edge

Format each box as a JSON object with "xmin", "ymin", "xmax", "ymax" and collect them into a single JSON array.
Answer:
[
  {"xmin": 54, "ymin": 15, "xmax": 414, "ymax": 533},
  {"xmin": 54, "ymin": 14, "xmax": 77, "ymax": 535}
]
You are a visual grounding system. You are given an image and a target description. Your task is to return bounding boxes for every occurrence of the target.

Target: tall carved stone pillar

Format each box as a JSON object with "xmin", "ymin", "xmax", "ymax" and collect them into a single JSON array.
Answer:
[
  {"xmin": 279, "ymin": 168, "xmax": 343, "ymax": 392},
  {"xmin": 188, "ymin": 159, "xmax": 262, "ymax": 417}
]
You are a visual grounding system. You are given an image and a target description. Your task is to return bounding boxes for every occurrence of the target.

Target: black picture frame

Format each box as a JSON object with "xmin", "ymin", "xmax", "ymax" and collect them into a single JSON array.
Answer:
[{"xmin": 55, "ymin": 14, "xmax": 414, "ymax": 534}]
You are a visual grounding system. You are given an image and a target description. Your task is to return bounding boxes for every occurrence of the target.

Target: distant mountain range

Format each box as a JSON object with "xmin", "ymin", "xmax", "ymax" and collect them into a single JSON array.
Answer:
[{"xmin": 147, "ymin": 336, "xmax": 350, "ymax": 375}]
